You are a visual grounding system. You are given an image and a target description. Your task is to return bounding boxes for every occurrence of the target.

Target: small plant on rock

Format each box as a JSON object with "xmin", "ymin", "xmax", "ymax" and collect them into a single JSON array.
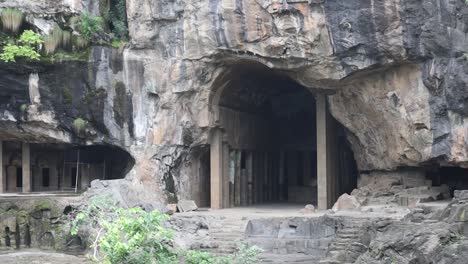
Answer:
[
  {"xmin": 72, "ymin": 117, "xmax": 88, "ymax": 134},
  {"xmin": 19, "ymin": 104, "xmax": 28, "ymax": 113},
  {"xmin": 77, "ymin": 12, "xmax": 104, "ymax": 41}
]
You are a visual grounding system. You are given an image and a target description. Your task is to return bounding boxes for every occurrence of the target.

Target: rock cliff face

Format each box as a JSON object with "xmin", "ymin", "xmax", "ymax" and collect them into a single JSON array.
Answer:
[{"xmin": 1, "ymin": 0, "xmax": 468, "ymax": 206}]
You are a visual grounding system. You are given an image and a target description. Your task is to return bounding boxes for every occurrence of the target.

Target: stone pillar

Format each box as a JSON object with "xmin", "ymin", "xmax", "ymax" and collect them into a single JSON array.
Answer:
[
  {"xmin": 210, "ymin": 129, "xmax": 223, "ymax": 209},
  {"xmin": 222, "ymin": 143, "xmax": 230, "ymax": 208},
  {"xmin": 22, "ymin": 143, "xmax": 31, "ymax": 193},
  {"xmin": 316, "ymin": 94, "xmax": 329, "ymax": 210},
  {"xmin": 246, "ymin": 152, "xmax": 253, "ymax": 205},
  {"xmin": 279, "ymin": 151, "xmax": 285, "ymax": 201},
  {"xmin": 234, "ymin": 150, "xmax": 241, "ymax": 206},
  {"xmin": 0, "ymin": 141, "xmax": 4, "ymax": 193}
]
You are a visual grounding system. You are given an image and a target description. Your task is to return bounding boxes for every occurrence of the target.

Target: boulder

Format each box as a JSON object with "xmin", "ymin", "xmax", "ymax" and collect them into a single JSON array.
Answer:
[
  {"xmin": 177, "ymin": 200, "xmax": 198, "ymax": 212},
  {"xmin": 299, "ymin": 204, "xmax": 316, "ymax": 214},
  {"xmin": 332, "ymin": 194, "xmax": 361, "ymax": 211},
  {"xmin": 165, "ymin": 203, "xmax": 178, "ymax": 215}
]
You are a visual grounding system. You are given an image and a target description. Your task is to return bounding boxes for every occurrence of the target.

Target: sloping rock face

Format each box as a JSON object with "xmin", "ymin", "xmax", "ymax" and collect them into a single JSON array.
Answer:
[{"xmin": 1, "ymin": 0, "xmax": 468, "ymax": 205}]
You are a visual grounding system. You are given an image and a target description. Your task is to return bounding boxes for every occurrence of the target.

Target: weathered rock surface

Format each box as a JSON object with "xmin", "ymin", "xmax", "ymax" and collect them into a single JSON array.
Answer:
[
  {"xmin": 332, "ymin": 193, "xmax": 361, "ymax": 211},
  {"xmin": 1, "ymin": 0, "xmax": 468, "ymax": 214},
  {"xmin": 0, "ymin": 197, "xmax": 85, "ymax": 252}
]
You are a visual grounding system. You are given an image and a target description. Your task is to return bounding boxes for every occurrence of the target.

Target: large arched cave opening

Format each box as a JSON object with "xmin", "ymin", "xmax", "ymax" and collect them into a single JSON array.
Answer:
[{"xmin": 195, "ymin": 62, "xmax": 358, "ymax": 208}]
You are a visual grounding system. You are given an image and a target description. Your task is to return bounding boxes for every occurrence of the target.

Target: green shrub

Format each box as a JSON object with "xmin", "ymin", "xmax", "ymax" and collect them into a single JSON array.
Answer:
[
  {"xmin": 0, "ymin": 30, "xmax": 42, "ymax": 62},
  {"xmin": 72, "ymin": 117, "xmax": 88, "ymax": 134},
  {"xmin": 1, "ymin": 8, "xmax": 24, "ymax": 33},
  {"xmin": 19, "ymin": 104, "xmax": 28, "ymax": 112},
  {"xmin": 78, "ymin": 12, "xmax": 104, "ymax": 41},
  {"xmin": 71, "ymin": 198, "xmax": 263, "ymax": 264},
  {"xmin": 185, "ymin": 251, "xmax": 218, "ymax": 264},
  {"xmin": 109, "ymin": 0, "xmax": 128, "ymax": 40},
  {"xmin": 19, "ymin": 30, "xmax": 43, "ymax": 45},
  {"xmin": 62, "ymin": 87, "xmax": 73, "ymax": 104},
  {"xmin": 71, "ymin": 197, "xmax": 176, "ymax": 264}
]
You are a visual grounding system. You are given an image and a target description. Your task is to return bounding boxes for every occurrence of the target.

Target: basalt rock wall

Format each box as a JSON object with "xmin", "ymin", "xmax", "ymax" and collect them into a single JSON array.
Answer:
[{"xmin": 1, "ymin": 0, "xmax": 468, "ymax": 206}]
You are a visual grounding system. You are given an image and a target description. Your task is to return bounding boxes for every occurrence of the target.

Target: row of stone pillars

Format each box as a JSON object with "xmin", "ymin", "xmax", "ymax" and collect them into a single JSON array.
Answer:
[
  {"xmin": 0, "ymin": 142, "xmax": 32, "ymax": 193},
  {"xmin": 210, "ymin": 94, "xmax": 337, "ymax": 210}
]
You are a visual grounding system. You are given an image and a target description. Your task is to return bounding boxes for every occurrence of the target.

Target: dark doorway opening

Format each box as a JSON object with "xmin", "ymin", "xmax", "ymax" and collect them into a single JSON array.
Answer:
[
  {"xmin": 427, "ymin": 167, "xmax": 468, "ymax": 196},
  {"xmin": 16, "ymin": 167, "xmax": 22, "ymax": 188},
  {"xmin": 42, "ymin": 168, "xmax": 50, "ymax": 187},
  {"xmin": 213, "ymin": 63, "xmax": 358, "ymax": 207}
]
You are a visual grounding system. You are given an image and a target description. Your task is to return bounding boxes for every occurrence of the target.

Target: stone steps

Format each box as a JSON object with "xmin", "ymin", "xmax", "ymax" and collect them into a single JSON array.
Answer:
[
  {"xmin": 259, "ymin": 253, "xmax": 321, "ymax": 264},
  {"xmin": 320, "ymin": 219, "xmax": 369, "ymax": 264}
]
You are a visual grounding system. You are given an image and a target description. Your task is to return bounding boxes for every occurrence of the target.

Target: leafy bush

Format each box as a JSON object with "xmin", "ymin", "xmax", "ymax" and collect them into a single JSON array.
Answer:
[
  {"xmin": 78, "ymin": 12, "xmax": 104, "ymax": 41},
  {"xmin": 1, "ymin": 8, "xmax": 24, "ymax": 33},
  {"xmin": 71, "ymin": 197, "xmax": 176, "ymax": 263},
  {"xmin": 19, "ymin": 30, "xmax": 43, "ymax": 45},
  {"xmin": 72, "ymin": 117, "xmax": 88, "ymax": 134},
  {"xmin": 19, "ymin": 104, "xmax": 28, "ymax": 112},
  {"xmin": 0, "ymin": 30, "xmax": 42, "ymax": 62},
  {"xmin": 109, "ymin": 0, "xmax": 128, "ymax": 40},
  {"xmin": 71, "ymin": 197, "xmax": 263, "ymax": 264},
  {"xmin": 185, "ymin": 251, "xmax": 218, "ymax": 264}
]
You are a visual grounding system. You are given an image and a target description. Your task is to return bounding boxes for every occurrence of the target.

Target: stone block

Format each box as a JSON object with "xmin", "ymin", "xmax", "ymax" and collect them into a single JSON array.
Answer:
[
  {"xmin": 300, "ymin": 204, "xmax": 316, "ymax": 214},
  {"xmin": 177, "ymin": 200, "xmax": 198, "ymax": 212},
  {"xmin": 165, "ymin": 203, "xmax": 178, "ymax": 215},
  {"xmin": 454, "ymin": 190, "xmax": 468, "ymax": 200},
  {"xmin": 332, "ymin": 194, "xmax": 361, "ymax": 211}
]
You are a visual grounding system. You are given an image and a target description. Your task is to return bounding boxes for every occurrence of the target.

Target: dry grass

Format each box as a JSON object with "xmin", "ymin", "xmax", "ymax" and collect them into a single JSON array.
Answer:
[
  {"xmin": 1, "ymin": 8, "xmax": 24, "ymax": 33},
  {"xmin": 43, "ymin": 25, "xmax": 72, "ymax": 54},
  {"xmin": 74, "ymin": 35, "xmax": 89, "ymax": 50}
]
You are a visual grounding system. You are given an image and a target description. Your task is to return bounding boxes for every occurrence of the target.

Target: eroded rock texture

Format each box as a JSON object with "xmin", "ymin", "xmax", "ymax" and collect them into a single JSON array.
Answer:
[{"xmin": 1, "ymin": 0, "xmax": 468, "ymax": 207}]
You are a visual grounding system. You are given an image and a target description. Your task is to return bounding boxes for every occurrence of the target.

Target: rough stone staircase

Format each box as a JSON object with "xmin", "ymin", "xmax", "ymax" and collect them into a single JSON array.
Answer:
[
  {"xmin": 201, "ymin": 216, "xmax": 324, "ymax": 263},
  {"xmin": 319, "ymin": 218, "xmax": 369, "ymax": 264},
  {"xmin": 201, "ymin": 216, "xmax": 248, "ymax": 255}
]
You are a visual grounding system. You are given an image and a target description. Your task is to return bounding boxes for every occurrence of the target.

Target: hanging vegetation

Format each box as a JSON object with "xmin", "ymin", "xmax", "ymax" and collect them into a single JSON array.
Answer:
[
  {"xmin": 43, "ymin": 25, "xmax": 72, "ymax": 54},
  {"xmin": 73, "ymin": 35, "xmax": 89, "ymax": 50},
  {"xmin": 109, "ymin": 0, "xmax": 128, "ymax": 40},
  {"xmin": 77, "ymin": 12, "xmax": 103, "ymax": 41},
  {"xmin": 1, "ymin": 8, "xmax": 24, "ymax": 33}
]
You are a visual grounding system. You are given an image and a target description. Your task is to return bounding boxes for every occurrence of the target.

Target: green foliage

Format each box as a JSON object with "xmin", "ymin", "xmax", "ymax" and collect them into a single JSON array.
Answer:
[
  {"xmin": 1, "ymin": 8, "xmax": 24, "ymax": 33},
  {"xmin": 0, "ymin": 30, "xmax": 42, "ymax": 62},
  {"xmin": 19, "ymin": 30, "xmax": 43, "ymax": 45},
  {"xmin": 185, "ymin": 251, "xmax": 218, "ymax": 264},
  {"xmin": 19, "ymin": 104, "xmax": 27, "ymax": 112},
  {"xmin": 0, "ymin": 44, "xmax": 39, "ymax": 62},
  {"xmin": 231, "ymin": 244, "xmax": 263, "ymax": 264},
  {"xmin": 184, "ymin": 244, "xmax": 263, "ymax": 264},
  {"xmin": 72, "ymin": 117, "xmax": 88, "ymax": 134},
  {"xmin": 109, "ymin": 0, "xmax": 128, "ymax": 40},
  {"xmin": 71, "ymin": 197, "xmax": 176, "ymax": 264},
  {"xmin": 71, "ymin": 197, "xmax": 262, "ymax": 264},
  {"xmin": 78, "ymin": 12, "xmax": 104, "ymax": 41},
  {"xmin": 62, "ymin": 87, "xmax": 73, "ymax": 104}
]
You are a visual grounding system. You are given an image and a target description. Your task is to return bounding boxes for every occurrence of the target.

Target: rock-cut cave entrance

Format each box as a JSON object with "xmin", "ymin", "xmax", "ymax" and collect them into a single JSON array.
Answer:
[
  {"xmin": 206, "ymin": 63, "xmax": 358, "ymax": 209},
  {"xmin": 0, "ymin": 141, "xmax": 135, "ymax": 194}
]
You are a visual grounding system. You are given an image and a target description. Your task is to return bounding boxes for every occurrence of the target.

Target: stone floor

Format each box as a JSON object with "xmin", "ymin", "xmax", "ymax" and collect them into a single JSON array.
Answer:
[
  {"xmin": 0, "ymin": 250, "xmax": 91, "ymax": 264},
  {"xmin": 0, "ymin": 192, "xmax": 82, "ymax": 198},
  {"xmin": 183, "ymin": 202, "xmax": 416, "ymax": 220}
]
